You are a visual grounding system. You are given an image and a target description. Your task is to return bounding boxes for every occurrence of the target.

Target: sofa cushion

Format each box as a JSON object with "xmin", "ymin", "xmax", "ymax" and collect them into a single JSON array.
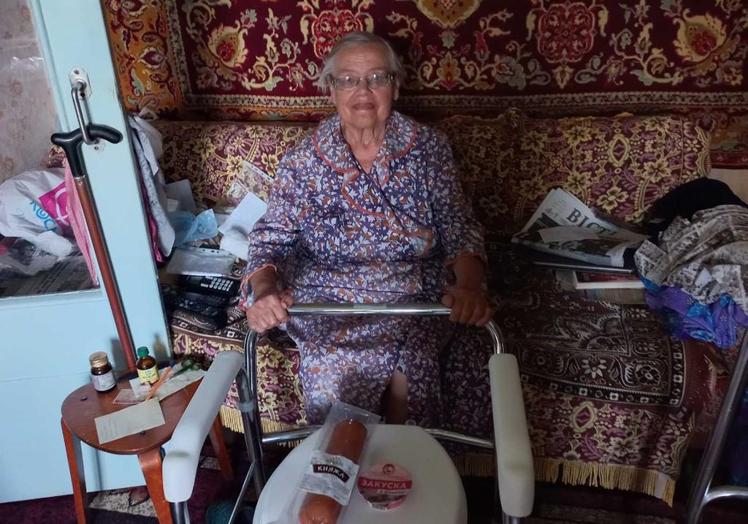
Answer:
[
  {"xmin": 433, "ymin": 112, "xmax": 712, "ymax": 238},
  {"xmin": 432, "ymin": 112, "xmax": 521, "ymax": 240},
  {"xmin": 170, "ymin": 310, "xmax": 308, "ymax": 433},
  {"xmin": 154, "ymin": 121, "xmax": 313, "ymax": 205},
  {"xmin": 155, "ymin": 112, "xmax": 711, "ymax": 237},
  {"xmin": 166, "ymin": 243, "xmax": 727, "ymax": 503},
  {"xmin": 710, "ymin": 114, "xmax": 748, "ymax": 168},
  {"xmin": 511, "ymin": 114, "xmax": 712, "ymax": 229},
  {"xmin": 438, "ymin": 244, "xmax": 729, "ymax": 504},
  {"xmin": 155, "ymin": 112, "xmax": 722, "ymax": 504}
]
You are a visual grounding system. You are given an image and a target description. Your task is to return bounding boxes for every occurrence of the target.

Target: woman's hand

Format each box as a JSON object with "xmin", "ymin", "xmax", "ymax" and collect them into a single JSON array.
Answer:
[
  {"xmin": 442, "ymin": 254, "xmax": 493, "ymax": 326},
  {"xmin": 245, "ymin": 267, "xmax": 294, "ymax": 332},
  {"xmin": 442, "ymin": 286, "xmax": 492, "ymax": 326}
]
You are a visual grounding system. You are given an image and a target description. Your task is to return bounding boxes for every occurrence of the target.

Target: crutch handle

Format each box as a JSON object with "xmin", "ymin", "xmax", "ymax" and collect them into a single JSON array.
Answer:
[{"xmin": 51, "ymin": 124, "xmax": 123, "ymax": 178}]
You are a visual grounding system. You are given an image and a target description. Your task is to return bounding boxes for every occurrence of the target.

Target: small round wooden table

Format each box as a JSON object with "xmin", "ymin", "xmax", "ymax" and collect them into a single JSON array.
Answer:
[{"xmin": 61, "ymin": 378, "xmax": 233, "ymax": 524}]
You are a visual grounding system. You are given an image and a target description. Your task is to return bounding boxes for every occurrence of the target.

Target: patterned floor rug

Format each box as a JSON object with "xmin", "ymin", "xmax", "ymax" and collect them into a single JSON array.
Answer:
[{"xmin": 2, "ymin": 449, "xmax": 746, "ymax": 523}]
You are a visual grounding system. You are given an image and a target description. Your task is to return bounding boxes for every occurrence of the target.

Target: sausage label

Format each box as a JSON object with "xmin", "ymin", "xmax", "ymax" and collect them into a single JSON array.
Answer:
[
  {"xmin": 357, "ymin": 463, "xmax": 413, "ymax": 510},
  {"xmin": 301, "ymin": 450, "xmax": 360, "ymax": 505}
]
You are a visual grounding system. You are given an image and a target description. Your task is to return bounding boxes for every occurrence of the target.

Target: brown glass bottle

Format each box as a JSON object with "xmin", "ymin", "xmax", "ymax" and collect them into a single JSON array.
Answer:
[
  {"xmin": 89, "ymin": 351, "xmax": 116, "ymax": 392},
  {"xmin": 136, "ymin": 346, "xmax": 159, "ymax": 385}
]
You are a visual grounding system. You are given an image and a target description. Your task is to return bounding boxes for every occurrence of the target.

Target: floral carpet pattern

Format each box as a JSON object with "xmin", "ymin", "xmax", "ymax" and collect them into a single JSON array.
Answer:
[
  {"xmin": 100, "ymin": 0, "xmax": 748, "ymax": 167},
  {"xmin": 102, "ymin": 0, "xmax": 747, "ymax": 167},
  {"xmin": 488, "ymin": 246, "xmax": 726, "ymax": 504},
  {"xmin": 102, "ymin": 0, "xmax": 748, "ymax": 119}
]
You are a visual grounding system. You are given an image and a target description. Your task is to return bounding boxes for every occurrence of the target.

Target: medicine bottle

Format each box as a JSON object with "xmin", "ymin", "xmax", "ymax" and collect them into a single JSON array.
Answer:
[
  {"xmin": 136, "ymin": 346, "xmax": 159, "ymax": 385},
  {"xmin": 89, "ymin": 352, "xmax": 116, "ymax": 392}
]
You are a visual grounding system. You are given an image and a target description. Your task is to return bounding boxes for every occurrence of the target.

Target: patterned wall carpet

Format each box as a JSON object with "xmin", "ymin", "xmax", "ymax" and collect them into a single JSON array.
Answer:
[{"xmin": 102, "ymin": 1, "xmax": 748, "ymax": 121}]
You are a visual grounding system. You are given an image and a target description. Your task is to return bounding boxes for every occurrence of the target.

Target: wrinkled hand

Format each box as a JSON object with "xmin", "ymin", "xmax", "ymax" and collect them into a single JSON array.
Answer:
[
  {"xmin": 246, "ymin": 289, "xmax": 294, "ymax": 332},
  {"xmin": 441, "ymin": 286, "xmax": 493, "ymax": 326}
]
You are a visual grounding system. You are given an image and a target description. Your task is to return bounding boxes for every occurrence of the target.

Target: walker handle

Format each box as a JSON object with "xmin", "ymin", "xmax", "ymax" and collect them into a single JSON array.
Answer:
[
  {"xmin": 287, "ymin": 303, "xmax": 450, "ymax": 316},
  {"xmin": 283, "ymin": 302, "xmax": 505, "ymax": 355},
  {"xmin": 283, "ymin": 303, "xmax": 530, "ymax": 518}
]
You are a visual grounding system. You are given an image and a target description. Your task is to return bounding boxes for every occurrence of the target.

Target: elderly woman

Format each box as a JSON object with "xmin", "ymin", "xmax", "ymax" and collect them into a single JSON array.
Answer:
[{"xmin": 242, "ymin": 32, "xmax": 490, "ymax": 427}]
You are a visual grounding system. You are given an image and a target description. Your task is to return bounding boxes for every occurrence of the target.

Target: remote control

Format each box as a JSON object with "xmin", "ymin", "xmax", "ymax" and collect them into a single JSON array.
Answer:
[{"xmin": 177, "ymin": 275, "xmax": 240, "ymax": 297}]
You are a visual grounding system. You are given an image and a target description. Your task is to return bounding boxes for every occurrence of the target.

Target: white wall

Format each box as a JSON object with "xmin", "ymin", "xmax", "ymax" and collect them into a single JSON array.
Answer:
[{"xmin": 709, "ymin": 168, "xmax": 748, "ymax": 204}]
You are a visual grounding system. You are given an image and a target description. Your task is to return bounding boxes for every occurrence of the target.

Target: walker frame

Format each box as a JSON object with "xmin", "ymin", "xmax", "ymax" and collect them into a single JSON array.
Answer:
[{"xmin": 165, "ymin": 303, "xmax": 535, "ymax": 524}]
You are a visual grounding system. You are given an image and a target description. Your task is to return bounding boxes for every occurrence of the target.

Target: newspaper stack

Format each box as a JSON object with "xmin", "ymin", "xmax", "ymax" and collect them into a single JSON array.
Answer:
[{"xmin": 512, "ymin": 189, "xmax": 647, "ymax": 268}]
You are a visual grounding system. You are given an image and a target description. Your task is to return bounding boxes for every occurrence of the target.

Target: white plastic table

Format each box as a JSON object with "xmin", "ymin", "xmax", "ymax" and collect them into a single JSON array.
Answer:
[{"xmin": 253, "ymin": 424, "xmax": 468, "ymax": 524}]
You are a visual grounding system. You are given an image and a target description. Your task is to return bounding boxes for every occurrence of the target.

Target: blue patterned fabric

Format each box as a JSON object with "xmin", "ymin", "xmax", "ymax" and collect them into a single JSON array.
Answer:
[{"xmin": 644, "ymin": 279, "xmax": 748, "ymax": 348}]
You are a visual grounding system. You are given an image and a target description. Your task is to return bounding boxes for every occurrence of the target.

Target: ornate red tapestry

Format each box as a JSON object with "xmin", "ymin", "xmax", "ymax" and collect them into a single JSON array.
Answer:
[{"xmin": 103, "ymin": 0, "xmax": 748, "ymax": 120}]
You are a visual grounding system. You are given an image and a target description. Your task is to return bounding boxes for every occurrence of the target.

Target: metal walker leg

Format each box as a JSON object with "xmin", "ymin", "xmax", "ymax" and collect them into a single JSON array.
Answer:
[
  {"xmin": 687, "ymin": 332, "xmax": 748, "ymax": 523},
  {"xmin": 212, "ymin": 330, "xmax": 268, "ymax": 524}
]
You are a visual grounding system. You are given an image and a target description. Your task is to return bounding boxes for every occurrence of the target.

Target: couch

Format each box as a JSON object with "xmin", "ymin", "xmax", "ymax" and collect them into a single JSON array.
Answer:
[{"xmin": 152, "ymin": 110, "xmax": 732, "ymax": 504}]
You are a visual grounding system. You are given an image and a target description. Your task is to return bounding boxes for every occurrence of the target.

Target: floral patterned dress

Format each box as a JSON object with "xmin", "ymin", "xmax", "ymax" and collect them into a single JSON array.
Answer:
[{"xmin": 242, "ymin": 111, "xmax": 487, "ymax": 427}]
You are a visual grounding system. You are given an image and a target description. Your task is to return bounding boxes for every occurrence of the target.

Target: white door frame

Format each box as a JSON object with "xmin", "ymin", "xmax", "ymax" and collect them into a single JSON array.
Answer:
[{"xmin": 0, "ymin": 0, "xmax": 170, "ymax": 501}]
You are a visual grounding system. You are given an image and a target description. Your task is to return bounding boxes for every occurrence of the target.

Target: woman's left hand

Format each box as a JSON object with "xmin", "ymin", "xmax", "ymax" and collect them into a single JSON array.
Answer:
[
  {"xmin": 441, "ymin": 254, "xmax": 492, "ymax": 325},
  {"xmin": 441, "ymin": 286, "xmax": 493, "ymax": 326}
]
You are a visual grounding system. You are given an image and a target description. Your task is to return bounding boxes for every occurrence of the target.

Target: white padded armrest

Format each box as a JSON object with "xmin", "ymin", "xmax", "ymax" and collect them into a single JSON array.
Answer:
[
  {"xmin": 489, "ymin": 353, "xmax": 535, "ymax": 518},
  {"xmin": 163, "ymin": 350, "xmax": 243, "ymax": 502}
]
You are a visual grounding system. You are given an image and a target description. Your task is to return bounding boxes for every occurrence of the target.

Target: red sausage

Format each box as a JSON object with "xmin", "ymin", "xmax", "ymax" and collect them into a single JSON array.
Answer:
[
  {"xmin": 298, "ymin": 419, "xmax": 368, "ymax": 524},
  {"xmin": 298, "ymin": 494, "xmax": 342, "ymax": 524}
]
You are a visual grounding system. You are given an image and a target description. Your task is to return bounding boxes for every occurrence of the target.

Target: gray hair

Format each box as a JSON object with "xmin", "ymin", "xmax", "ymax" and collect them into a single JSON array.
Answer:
[{"xmin": 315, "ymin": 32, "xmax": 405, "ymax": 92}]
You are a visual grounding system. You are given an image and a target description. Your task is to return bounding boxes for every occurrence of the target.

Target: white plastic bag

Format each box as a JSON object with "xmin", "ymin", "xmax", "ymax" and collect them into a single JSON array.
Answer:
[
  {"xmin": 218, "ymin": 188, "xmax": 267, "ymax": 260},
  {"xmin": 0, "ymin": 169, "xmax": 75, "ymax": 257}
]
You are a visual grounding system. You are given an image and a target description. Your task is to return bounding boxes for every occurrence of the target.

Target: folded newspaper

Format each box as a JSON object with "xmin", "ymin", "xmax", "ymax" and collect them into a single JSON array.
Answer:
[{"xmin": 512, "ymin": 189, "xmax": 647, "ymax": 267}]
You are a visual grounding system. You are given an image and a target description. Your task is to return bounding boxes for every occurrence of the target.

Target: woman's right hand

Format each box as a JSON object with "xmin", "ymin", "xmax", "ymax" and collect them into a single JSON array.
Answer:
[
  {"xmin": 246, "ymin": 289, "xmax": 294, "ymax": 332},
  {"xmin": 245, "ymin": 267, "xmax": 294, "ymax": 332}
]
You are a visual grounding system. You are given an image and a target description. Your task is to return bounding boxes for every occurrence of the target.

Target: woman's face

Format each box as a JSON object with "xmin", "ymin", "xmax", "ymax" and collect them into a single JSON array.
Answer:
[{"xmin": 329, "ymin": 43, "xmax": 398, "ymax": 133}]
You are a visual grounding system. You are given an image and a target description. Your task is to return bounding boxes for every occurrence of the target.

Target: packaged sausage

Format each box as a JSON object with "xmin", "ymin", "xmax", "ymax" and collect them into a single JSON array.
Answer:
[{"xmin": 283, "ymin": 401, "xmax": 380, "ymax": 524}]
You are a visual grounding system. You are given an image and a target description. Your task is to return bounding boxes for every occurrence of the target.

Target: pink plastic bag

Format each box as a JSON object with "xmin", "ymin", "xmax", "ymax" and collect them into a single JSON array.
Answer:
[
  {"xmin": 64, "ymin": 161, "xmax": 98, "ymax": 285},
  {"xmin": 37, "ymin": 179, "xmax": 71, "ymax": 237}
]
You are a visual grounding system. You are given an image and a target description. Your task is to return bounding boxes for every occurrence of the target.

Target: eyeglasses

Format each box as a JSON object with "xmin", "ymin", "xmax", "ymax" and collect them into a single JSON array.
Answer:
[{"xmin": 328, "ymin": 72, "xmax": 395, "ymax": 91}]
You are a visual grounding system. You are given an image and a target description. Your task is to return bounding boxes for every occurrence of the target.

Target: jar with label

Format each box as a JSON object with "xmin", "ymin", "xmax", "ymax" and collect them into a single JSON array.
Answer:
[
  {"xmin": 89, "ymin": 352, "xmax": 116, "ymax": 392},
  {"xmin": 136, "ymin": 346, "xmax": 159, "ymax": 385}
]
